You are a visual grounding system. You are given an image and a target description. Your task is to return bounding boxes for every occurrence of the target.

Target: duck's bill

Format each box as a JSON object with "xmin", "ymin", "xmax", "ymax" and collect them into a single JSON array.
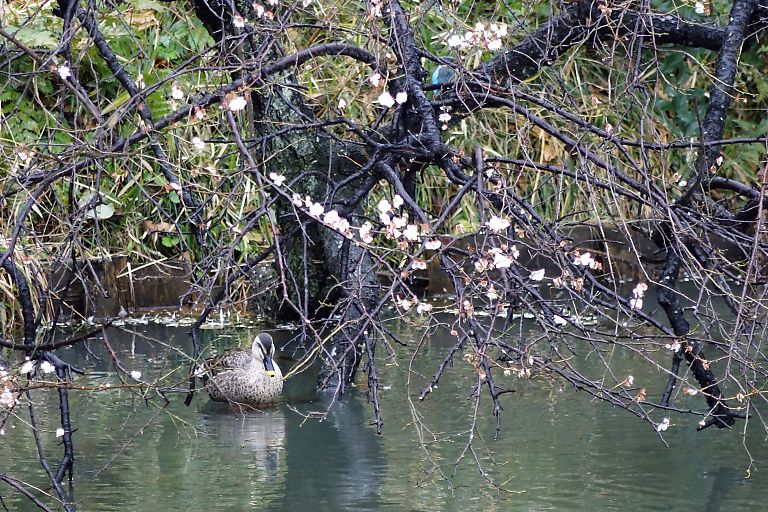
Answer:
[{"xmin": 264, "ymin": 357, "xmax": 277, "ymax": 378}]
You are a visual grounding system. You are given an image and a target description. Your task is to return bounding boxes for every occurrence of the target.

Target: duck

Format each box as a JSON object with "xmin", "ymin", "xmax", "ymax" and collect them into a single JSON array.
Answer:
[{"xmin": 205, "ymin": 333, "xmax": 283, "ymax": 406}]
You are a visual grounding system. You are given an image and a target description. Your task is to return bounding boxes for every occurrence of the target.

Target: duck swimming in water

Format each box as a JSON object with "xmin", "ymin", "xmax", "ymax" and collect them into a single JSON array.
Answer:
[{"xmin": 205, "ymin": 333, "xmax": 283, "ymax": 406}]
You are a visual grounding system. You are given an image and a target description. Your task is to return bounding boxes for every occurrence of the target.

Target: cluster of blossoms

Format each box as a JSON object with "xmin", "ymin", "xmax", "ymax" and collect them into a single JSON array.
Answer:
[
  {"xmin": 0, "ymin": 359, "xmax": 55, "ymax": 409},
  {"xmin": 437, "ymin": 106, "xmax": 453, "ymax": 130},
  {"xmin": 168, "ymin": 82, "xmax": 185, "ymax": 111},
  {"xmin": 487, "ymin": 215, "xmax": 510, "ymax": 232},
  {"xmin": 1, "ymin": 367, "xmax": 18, "ymax": 409},
  {"xmin": 502, "ymin": 356, "xmax": 534, "ymax": 379},
  {"xmin": 474, "ymin": 244, "xmax": 520, "ymax": 272},
  {"xmin": 694, "ymin": 2, "xmax": 707, "ymax": 15},
  {"xmin": 572, "ymin": 251, "xmax": 601, "ymax": 270},
  {"xmin": 291, "ymin": 194, "xmax": 353, "ymax": 238},
  {"xmin": 629, "ymin": 282, "xmax": 648, "ymax": 311},
  {"xmin": 665, "ymin": 340, "xmax": 681, "ymax": 352},
  {"xmin": 375, "ymin": 196, "xmax": 441, "ymax": 252},
  {"xmin": 447, "ymin": 22, "xmax": 508, "ymax": 52},
  {"xmin": 377, "ymin": 90, "xmax": 408, "ymax": 108},
  {"xmin": 368, "ymin": 73, "xmax": 408, "ymax": 109},
  {"xmin": 396, "ymin": 295, "xmax": 432, "ymax": 314},
  {"xmin": 19, "ymin": 359, "xmax": 56, "ymax": 375},
  {"xmin": 656, "ymin": 417, "xmax": 671, "ymax": 432}
]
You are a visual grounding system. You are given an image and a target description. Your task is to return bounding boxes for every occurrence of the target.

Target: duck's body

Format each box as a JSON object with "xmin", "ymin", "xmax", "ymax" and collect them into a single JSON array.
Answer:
[{"xmin": 205, "ymin": 333, "xmax": 283, "ymax": 406}]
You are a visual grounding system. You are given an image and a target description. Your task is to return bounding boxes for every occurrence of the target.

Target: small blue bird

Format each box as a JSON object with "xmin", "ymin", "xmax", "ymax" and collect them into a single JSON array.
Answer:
[{"xmin": 431, "ymin": 65, "xmax": 454, "ymax": 95}]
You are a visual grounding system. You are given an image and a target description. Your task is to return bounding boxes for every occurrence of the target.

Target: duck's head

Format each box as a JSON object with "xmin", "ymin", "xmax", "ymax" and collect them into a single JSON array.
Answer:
[{"xmin": 252, "ymin": 333, "xmax": 278, "ymax": 377}]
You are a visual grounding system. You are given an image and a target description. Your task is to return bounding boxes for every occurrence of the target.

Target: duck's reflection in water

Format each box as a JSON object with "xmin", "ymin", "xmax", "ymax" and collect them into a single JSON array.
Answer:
[{"xmin": 200, "ymin": 403, "xmax": 286, "ymax": 484}]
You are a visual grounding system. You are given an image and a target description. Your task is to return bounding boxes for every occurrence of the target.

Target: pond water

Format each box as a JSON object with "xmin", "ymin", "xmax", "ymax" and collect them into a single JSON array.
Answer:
[{"xmin": 1, "ymin": 318, "xmax": 767, "ymax": 511}]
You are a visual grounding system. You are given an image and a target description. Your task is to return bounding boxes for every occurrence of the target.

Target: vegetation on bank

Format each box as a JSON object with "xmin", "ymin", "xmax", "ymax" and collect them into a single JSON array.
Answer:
[{"xmin": 1, "ymin": 0, "xmax": 765, "ymax": 284}]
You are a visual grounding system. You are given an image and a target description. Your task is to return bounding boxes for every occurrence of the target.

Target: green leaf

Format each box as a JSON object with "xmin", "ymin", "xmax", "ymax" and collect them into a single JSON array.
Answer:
[
  {"xmin": 9, "ymin": 27, "xmax": 58, "ymax": 48},
  {"xmin": 161, "ymin": 235, "xmax": 179, "ymax": 248}
]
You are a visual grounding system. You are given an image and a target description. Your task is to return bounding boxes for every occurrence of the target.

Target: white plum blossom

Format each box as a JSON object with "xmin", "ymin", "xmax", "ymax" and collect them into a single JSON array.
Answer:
[
  {"xmin": 391, "ymin": 215, "xmax": 407, "ymax": 229},
  {"xmin": 233, "ymin": 15, "xmax": 246, "ymax": 27},
  {"xmin": 486, "ymin": 286, "xmax": 499, "ymax": 301},
  {"xmin": 553, "ymin": 315, "xmax": 568, "ymax": 326},
  {"xmin": 474, "ymin": 258, "xmax": 491, "ymax": 273},
  {"xmin": 337, "ymin": 98, "xmax": 347, "ymax": 109},
  {"xmin": 57, "ymin": 65, "xmax": 71, "ymax": 80},
  {"xmin": 136, "ymin": 74, "xmax": 146, "ymax": 90},
  {"xmin": 191, "ymin": 137, "xmax": 205, "ymax": 151},
  {"xmin": 490, "ymin": 23, "xmax": 508, "ymax": 38},
  {"xmin": 308, "ymin": 201, "xmax": 324, "ymax": 218},
  {"xmin": 529, "ymin": 269, "xmax": 545, "ymax": 281},
  {"xmin": 665, "ymin": 341, "xmax": 682, "ymax": 352},
  {"xmin": 377, "ymin": 198, "xmax": 392, "ymax": 213},
  {"xmin": 269, "ymin": 172, "xmax": 286, "ymax": 186},
  {"xmin": 396, "ymin": 296, "xmax": 413, "ymax": 311},
  {"xmin": 359, "ymin": 222, "xmax": 374, "ymax": 243},
  {"xmin": 491, "ymin": 248, "xmax": 514, "ymax": 269},
  {"xmin": 369, "ymin": 73, "xmax": 383, "ymax": 87},
  {"xmin": 416, "ymin": 302, "xmax": 432, "ymax": 314},
  {"xmin": 625, "ymin": 375, "xmax": 635, "ymax": 386},
  {"xmin": 377, "ymin": 91, "xmax": 395, "ymax": 108},
  {"xmin": 487, "ymin": 38, "xmax": 502, "ymax": 51},
  {"xmin": 424, "ymin": 239, "xmax": 441, "ymax": 250},
  {"xmin": 392, "ymin": 194, "xmax": 404, "ymax": 208},
  {"xmin": 694, "ymin": 2, "xmax": 705, "ymax": 14},
  {"xmin": 438, "ymin": 112, "xmax": 451, "ymax": 123},
  {"xmin": 447, "ymin": 34, "xmax": 465, "ymax": 48},
  {"xmin": 323, "ymin": 210, "xmax": 341, "ymax": 226},
  {"xmin": 403, "ymin": 224, "xmax": 419, "ymax": 242},
  {"xmin": 0, "ymin": 388, "xmax": 17, "ymax": 409},
  {"xmin": 171, "ymin": 83, "xmax": 184, "ymax": 100},
  {"xmin": 656, "ymin": 417, "xmax": 671, "ymax": 432},
  {"xmin": 130, "ymin": 370, "xmax": 142, "ymax": 380},
  {"xmin": 629, "ymin": 282, "xmax": 647, "ymax": 310},
  {"xmin": 39, "ymin": 361, "xmax": 55, "ymax": 374},
  {"xmin": 20, "ymin": 360, "xmax": 35, "ymax": 374},
  {"xmin": 487, "ymin": 215, "xmax": 511, "ymax": 232},
  {"xmin": 412, "ymin": 258, "xmax": 427, "ymax": 270},
  {"xmin": 56, "ymin": 428, "xmax": 65, "ymax": 437},
  {"xmin": 228, "ymin": 96, "xmax": 247, "ymax": 112},
  {"xmin": 395, "ymin": 91, "xmax": 408, "ymax": 104},
  {"xmin": 574, "ymin": 251, "xmax": 598, "ymax": 269},
  {"xmin": 323, "ymin": 210, "xmax": 352, "ymax": 238},
  {"xmin": 291, "ymin": 193, "xmax": 303, "ymax": 207}
]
